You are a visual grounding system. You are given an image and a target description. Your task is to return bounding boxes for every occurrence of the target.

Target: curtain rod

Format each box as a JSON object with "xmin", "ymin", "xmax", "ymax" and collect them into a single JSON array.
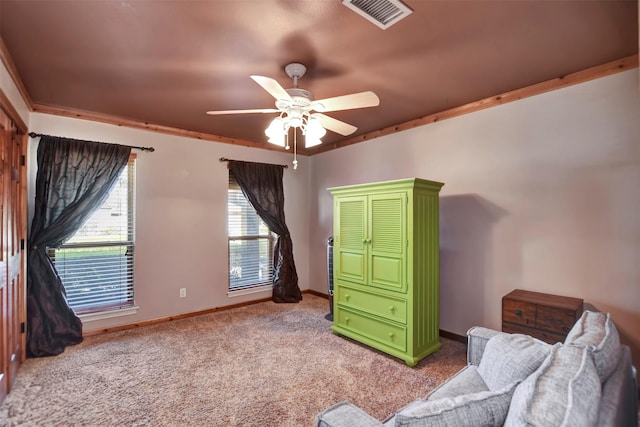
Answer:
[
  {"xmin": 28, "ymin": 132, "xmax": 155, "ymax": 152},
  {"xmin": 219, "ymin": 157, "xmax": 288, "ymax": 168}
]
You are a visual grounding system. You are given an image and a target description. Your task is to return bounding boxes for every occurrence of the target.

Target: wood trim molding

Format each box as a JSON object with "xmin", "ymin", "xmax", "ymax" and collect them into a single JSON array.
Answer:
[
  {"xmin": 307, "ymin": 54, "xmax": 639, "ymax": 155},
  {"xmin": 83, "ymin": 290, "xmax": 470, "ymax": 345},
  {"xmin": 31, "ymin": 103, "xmax": 301, "ymax": 154},
  {"xmin": 439, "ymin": 329, "xmax": 467, "ymax": 344},
  {"xmin": 0, "ymin": 37, "xmax": 34, "ymax": 112},
  {"xmin": 83, "ymin": 290, "xmax": 319, "ymax": 337},
  {"xmin": 83, "ymin": 296, "xmax": 272, "ymax": 337},
  {"xmin": 0, "ymin": 88, "xmax": 27, "ymax": 133},
  {"xmin": 305, "ymin": 289, "xmax": 329, "ymax": 299},
  {"xmin": 4, "ymin": 51, "xmax": 636, "ymax": 155}
]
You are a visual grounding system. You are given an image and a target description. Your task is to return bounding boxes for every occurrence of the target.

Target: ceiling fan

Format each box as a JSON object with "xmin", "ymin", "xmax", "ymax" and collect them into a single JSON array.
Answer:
[{"xmin": 206, "ymin": 63, "xmax": 380, "ymax": 156}]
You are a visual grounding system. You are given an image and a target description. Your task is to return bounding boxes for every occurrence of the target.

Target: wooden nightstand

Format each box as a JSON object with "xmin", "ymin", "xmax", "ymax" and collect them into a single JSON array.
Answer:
[{"xmin": 502, "ymin": 289, "xmax": 583, "ymax": 344}]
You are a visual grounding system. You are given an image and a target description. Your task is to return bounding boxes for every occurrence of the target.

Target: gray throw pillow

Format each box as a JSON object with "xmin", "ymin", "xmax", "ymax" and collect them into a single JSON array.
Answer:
[
  {"xmin": 564, "ymin": 310, "xmax": 621, "ymax": 382},
  {"xmin": 395, "ymin": 382, "xmax": 517, "ymax": 427},
  {"xmin": 427, "ymin": 365, "xmax": 489, "ymax": 400},
  {"xmin": 504, "ymin": 343, "xmax": 601, "ymax": 427},
  {"xmin": 477, "ymin": 333, "xmax": 551, "ymax": 391},
  {"xmin": 316, "ymin": 401, "xmax": 383, "ymax": 427}
]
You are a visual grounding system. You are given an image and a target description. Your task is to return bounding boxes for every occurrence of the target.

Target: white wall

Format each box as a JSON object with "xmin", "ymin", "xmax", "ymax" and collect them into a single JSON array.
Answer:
[
  {"xmin": 3, "ymin": 57, "xmax": 640, "ymax": 367},
  {"xmin": 309, "ymin": 69, "xmax": 640, "ymax": 367},
  {"xmin": 27, "ymin": 113, "xmax": 311, "ymax": 332}
]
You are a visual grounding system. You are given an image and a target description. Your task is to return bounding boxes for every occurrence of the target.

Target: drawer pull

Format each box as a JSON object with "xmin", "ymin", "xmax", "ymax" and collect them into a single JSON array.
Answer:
[
  {"xmin": 514, "ymin": 309, "xmax": 522, "ymax": 316},
  {"xmin": 388, "ymin": 332, "xmax": 395, "ymax": 339},
  {"xmin": 389, "ymin": 306, "xmax": 396, "ymax": 313},
  {"xmin": 344, "ymin": 294, "xmax": 350, "ymax": 301},
  {"xmin": 345, "ymin": 317, "xmax": 350, "ymax": 323}
]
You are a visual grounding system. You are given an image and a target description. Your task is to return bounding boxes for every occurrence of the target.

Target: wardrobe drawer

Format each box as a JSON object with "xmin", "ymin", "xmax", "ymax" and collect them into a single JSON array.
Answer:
[
  {"xmin": 335, "ymin": 307, "xmax": 407, "ymax": 352},
  {"xmin": 335, "ymin": 284, "xmax": 407, "ymax": 324}
]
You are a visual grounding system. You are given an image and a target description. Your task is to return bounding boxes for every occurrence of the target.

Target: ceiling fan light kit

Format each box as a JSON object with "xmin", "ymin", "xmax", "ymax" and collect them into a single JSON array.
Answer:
[{"xmin": 207, "ymin": 62, "xmax": 380, "ymax": 169}]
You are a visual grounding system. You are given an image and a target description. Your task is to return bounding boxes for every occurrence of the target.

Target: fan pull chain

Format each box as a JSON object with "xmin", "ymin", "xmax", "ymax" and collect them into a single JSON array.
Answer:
[{"xmin": 293, "ymin": 130, "xmax": 298, "ymax": 170}]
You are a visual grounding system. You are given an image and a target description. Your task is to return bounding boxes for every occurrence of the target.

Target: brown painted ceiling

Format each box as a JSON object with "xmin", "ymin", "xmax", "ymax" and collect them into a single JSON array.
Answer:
[{"xmin": 0, "ymin": 1, "xmax": 637, "ymax": 150}]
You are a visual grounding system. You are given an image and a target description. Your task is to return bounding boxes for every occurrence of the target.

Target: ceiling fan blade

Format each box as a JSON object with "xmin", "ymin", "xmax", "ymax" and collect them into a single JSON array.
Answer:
[
  {"xmin": 313, "ymin": 91, "xmax": 379, "ymax": 112},
  {"xmin": 250, "ymin": 75, "xmax": 293, "ymax": 101},
  {"xmin": 315, "ymin": 113, "xmax": 357, "ymax": 136},
  {"xmin": 206, "ymin": 108, "xmax": 280, "ymax": 115}
]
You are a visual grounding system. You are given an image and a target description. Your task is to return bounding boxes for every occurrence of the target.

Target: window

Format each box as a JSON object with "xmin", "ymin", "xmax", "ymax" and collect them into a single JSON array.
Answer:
[
  {"xmin": 228, "ymin": 174, "xmax": 274, "ymax": 291},
  {"xmin": 48, "ymin": 155, "xmax": 135, "ymax": 314}
]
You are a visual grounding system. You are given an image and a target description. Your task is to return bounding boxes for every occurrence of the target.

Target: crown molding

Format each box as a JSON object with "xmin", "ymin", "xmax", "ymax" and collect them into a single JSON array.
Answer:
[
  {"xmin": 6, "ymin": 48, "xmax": 636, "ymax": 156},
  {"xmin": 307, "ymin": 54, "xmax": 639, "ymax": 155},
  {"xmin": 32, "ymin": 103, "xmax": 300, "ymax": 154},
  {"xmin": 0, "ymin": 88, "xmax": 27, "ymax": 132},
  {"xmin": 0, "ymin": 37, "xmax": 34, "ymax": 112}
]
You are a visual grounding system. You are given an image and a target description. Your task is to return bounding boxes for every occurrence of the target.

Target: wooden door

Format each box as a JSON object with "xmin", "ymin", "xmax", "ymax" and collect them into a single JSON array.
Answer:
[
  {"xmin": 0, "ymin": 106, "xmax": 7, "ymax": 403},
  {"xmin": 0, "ymin": 106, "xmax": 26, "ymax": 404}
]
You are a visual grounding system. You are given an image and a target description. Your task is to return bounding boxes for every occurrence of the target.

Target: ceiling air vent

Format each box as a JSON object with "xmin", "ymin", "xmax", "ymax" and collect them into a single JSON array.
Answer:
[{"xmin": 342, "ymin": 0, "xmax": 413, "ymax": 30}]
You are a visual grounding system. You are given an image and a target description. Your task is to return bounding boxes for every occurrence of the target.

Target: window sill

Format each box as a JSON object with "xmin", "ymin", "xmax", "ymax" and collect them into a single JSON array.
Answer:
[
  {"xmin": 78, "ymin": 306, "xmax": 140, "ymax": 322},
  {"xmin": 227, "ymin": 284, "xmax": 272, "ymax": 298}
]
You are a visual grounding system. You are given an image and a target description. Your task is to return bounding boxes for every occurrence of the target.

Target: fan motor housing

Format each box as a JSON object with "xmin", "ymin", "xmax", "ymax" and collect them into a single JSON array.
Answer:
[{"xmin": 286, "ymin": 88, "xmax": 314, "ymax": 106}]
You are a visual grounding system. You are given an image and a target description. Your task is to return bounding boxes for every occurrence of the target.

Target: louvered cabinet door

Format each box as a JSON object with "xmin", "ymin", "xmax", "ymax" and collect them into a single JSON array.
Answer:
[
  {"xmin": 334, "ymin": 196, "xmax": 367, "ymax": 285},
  {"xmin": 368, "ymin": 193, "xmax": 406, "ymax": 292}
]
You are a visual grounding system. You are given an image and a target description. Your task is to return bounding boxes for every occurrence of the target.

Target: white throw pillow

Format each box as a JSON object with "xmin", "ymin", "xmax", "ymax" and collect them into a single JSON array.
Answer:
[
  {"xmin": 504, "ymin": 343, "xmax": 601, "ymax": 427},
  {"xmin": 477, "ymin": 333, "xmax": 551, "ymax": 391}
]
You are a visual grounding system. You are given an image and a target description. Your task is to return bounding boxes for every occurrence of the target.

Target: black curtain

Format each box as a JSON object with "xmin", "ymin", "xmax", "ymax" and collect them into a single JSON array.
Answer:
[
  {"xmin": 228, "ymin": 161, "xmax": 302, "ymax": 303},
  {"xmin": 27, "ymin": 136, "xmax": 131, "ymax": 357}
]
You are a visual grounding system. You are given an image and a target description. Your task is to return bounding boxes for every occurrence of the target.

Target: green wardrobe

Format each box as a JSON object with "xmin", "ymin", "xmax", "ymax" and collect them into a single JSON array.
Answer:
[{"xmin": 328, "ymin": 178, "xmax": 444, "ymax": 366}]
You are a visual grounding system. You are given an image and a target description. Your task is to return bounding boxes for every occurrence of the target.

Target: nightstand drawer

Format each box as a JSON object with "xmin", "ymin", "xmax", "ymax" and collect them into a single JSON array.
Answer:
[
  {"xmin": 336, "ymin": 284, "xmax": 407, "ymax": 324},
  {"xmin": 335, "ymin": 307, "xmax": 407, "ymax": 352},
  {"xmin": 502, "ymin": 322, "xmax": 566, "ymax": 344},
  {"xmin": 536, "ymin": 305, "xmax": 576, "ymax": 335},
  {"xmin": 502, "ymin": 299, "xmax": 536, "ymax": 327},
  {"xmin": 502, "ymin": 289, "xmax": 583, "ymax": 344}
]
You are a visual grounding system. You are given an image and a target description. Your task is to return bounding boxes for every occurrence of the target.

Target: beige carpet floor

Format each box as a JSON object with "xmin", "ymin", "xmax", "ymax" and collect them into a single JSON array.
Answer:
[{"xmin": 0, "ymin": 294, "xmax": 466, "ymax": 426}]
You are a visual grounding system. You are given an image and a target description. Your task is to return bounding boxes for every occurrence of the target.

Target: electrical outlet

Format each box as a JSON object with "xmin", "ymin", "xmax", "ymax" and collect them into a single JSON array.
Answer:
[{"xmin": 179, "ymin": 288, "xmax": 186, "ymax": 298}]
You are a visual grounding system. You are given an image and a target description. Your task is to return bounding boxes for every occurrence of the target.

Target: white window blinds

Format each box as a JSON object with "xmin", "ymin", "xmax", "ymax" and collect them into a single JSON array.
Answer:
[
  {"xmin": 49, "ymin": 156, "xmax": 136, "ymax": 314},
  {"xmin": 228, "ymin": 174, "xmax": 274, "ymax": 290}
]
